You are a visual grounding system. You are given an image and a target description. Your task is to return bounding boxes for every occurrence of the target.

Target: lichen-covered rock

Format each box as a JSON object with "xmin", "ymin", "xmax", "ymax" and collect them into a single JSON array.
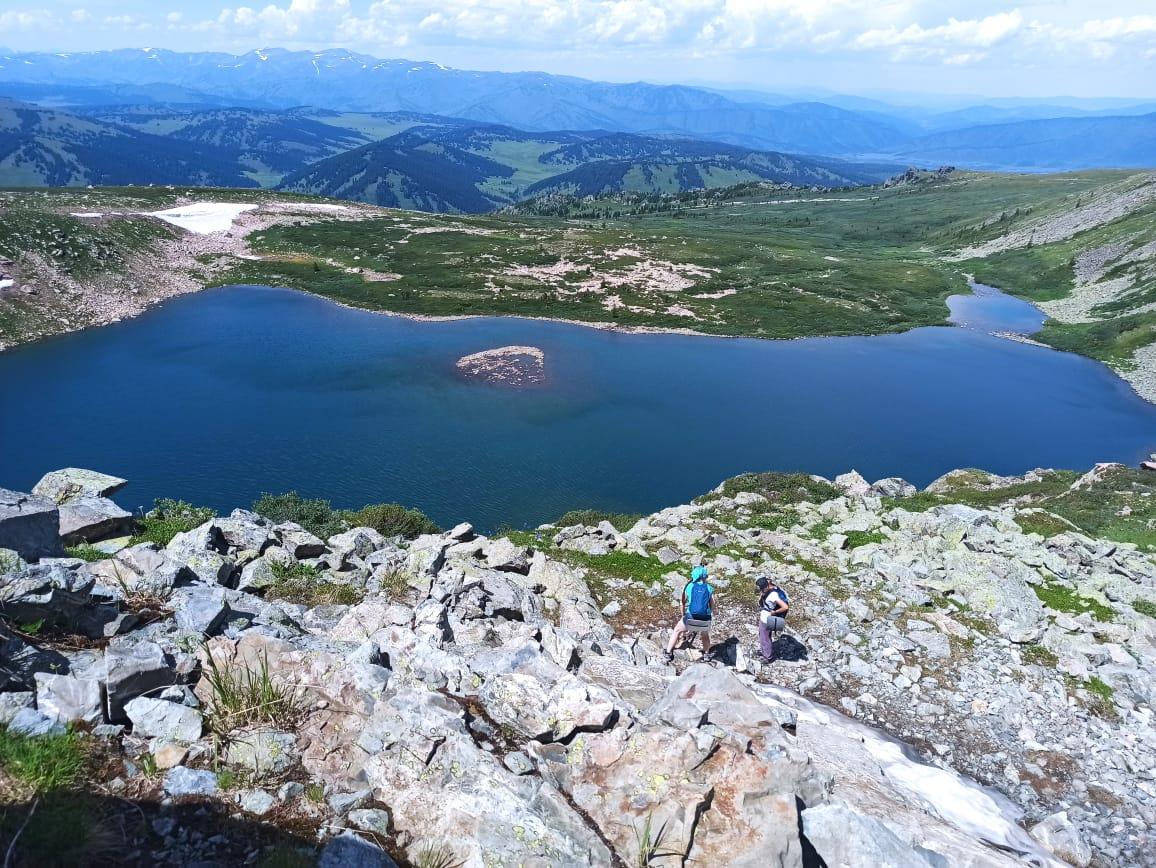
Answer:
[{"xmin": 32, "ymin": 468, "xmax": 127, "ymax": 504}]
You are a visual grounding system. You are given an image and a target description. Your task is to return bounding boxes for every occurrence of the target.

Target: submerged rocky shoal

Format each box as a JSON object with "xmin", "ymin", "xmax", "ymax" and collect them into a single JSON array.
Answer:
[{"xmin": 1, "ymin": 463, "xmax": 1154, "ymax": 866}]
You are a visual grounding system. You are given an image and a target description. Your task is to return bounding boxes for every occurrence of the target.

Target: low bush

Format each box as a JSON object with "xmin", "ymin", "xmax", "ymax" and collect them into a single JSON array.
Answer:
[
  {"xmin": 347, "ymin": 502, "xmax": 439, "ymax": 539},
  {"xmin": 1133, "ymin": 599, "xmax": 1156, "ymax": 619},
  {"xmin": 131, "ymin": 498, "xmax": 215, "ymax": 547},
  {"xmin": 265, "ymin": 561, "xmax": 361, "ymax": 607},
  {"xmin": 254, "ymin": 492, "xmax": 439, "ymax": 541},
  {"xmin": 708, "ymin": 472, "xmax": 840, "ymax": 507},
  {"xmin": 555, "ymin": 510, "xmax": 641, "ymax": 532},
  {"xmin": 252, "ymin": 492, "xmax": 345, "ymax": 539},
  {"xmin": 843, "ymin": 530, "xmax": 887, "ymax": 549}
]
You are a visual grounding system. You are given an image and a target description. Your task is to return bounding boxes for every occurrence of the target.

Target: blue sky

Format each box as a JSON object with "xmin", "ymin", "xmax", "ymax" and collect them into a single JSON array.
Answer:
[{"xmin": 2, "ymin": 1, "xmax": 1154, "ymax": 97}]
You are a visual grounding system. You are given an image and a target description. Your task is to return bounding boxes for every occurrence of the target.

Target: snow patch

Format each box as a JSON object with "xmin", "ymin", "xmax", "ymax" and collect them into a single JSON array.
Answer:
[
  {"xmin": 270, "ymin": 202, "xmax": 349, "ymax": 213},
  {"xmin": 755, "ymin": 685, "xmax": 1064, "ymax": 866},
  {"xmin": 146, "ymin": 203, "xmax": 257, "ymax": 234},
  {"xmin": 0, "ymin": 279, "xmax": 14, "ymax": 290},
  {"xmin": 70, "ymin": 212, "xmax": 103, "ymax": 218}
]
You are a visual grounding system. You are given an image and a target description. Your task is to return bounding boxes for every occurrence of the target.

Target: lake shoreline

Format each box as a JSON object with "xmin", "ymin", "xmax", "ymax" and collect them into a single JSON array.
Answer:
[{"xmin": 5, "ymin": 261, "xmax": 1156, "ymax": 407}]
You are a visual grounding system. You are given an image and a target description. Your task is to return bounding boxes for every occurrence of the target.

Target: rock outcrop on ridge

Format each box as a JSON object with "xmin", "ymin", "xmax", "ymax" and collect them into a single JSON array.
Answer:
[{"xmin": 1, "ymin": 463, "xmax": 1154, "ymax": 866}]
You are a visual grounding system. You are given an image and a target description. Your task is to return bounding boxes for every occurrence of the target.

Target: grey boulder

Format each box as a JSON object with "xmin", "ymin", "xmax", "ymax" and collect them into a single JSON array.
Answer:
[
  {"xmin": 0, "ymin": 488, "xmax": 62, "ymax": 560},
  {"xmin": 802, "ymin": 803, "xmax": 934, "ymax": 868},
  {"xmin": 34, "ymin": 673, "xmax": 104, "ymax": 725},
  {"xmin": 163, "ymin": 766, "xmax": 218, "ymax": 797},
  {"xmin": 104, "ymin": 639, "xmax": 176, "ymax": 720},
  {"xmin": 33, "ymin": 468, "xmax": 127, "ymax": 503},
  {"xmin": 125, "ymin": 696, "xmax": 204, "ymax": 742},
  {"xmin": 58, "ymin": 495, "xmax": 133, "ymax": 544},
  {"xmin": 319, "ymin": 833, "xmax": 399, "ymax": 868}
]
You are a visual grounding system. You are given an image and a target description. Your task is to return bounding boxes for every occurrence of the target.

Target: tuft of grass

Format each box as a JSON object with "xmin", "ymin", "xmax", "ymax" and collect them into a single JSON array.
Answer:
[
  {"xmin": 1021, "ymin": 644, "xmax": 1059, "ymax": 667},
  {"xmin": 702, "ymin": 472, "xmax": 840, "ymax": 508},
  {"xmin": 843, "ymin": 530, "xmax": 886, "ymax": 549},
  {"xmin": 1033, "ymin": 582, "xmax": 1115, "ymax": 622},
  {"xmin": 0, "ymin": 728, "xmax": 87, "ymax": 792},
  {"xmin": 415, "ymin": 844, "xmax": 463, "ymax": 868},
  {"xmin": 1066, "ymin": 675, "xmax": 1117, "ymax": 719},
  {"xmin": 63, "ymin": 544, "xmax": 113, "ymax": 562},
  {"xmin": 264, "ymin": 560, "xmax": 362, "ymax": 607},
  {"xmin": 305, "ymin": 783, "xmax": 325, "ymax": 804},
  {"xmin": 561, "ymin": 550, "xmax": 683, "ymax": 586},
  {"xmin": 202, "ymin": 651, "xmax": 307, "ymax": 735},
  {"xmin": 1133, "ymin": 599, "xmax": 1156, "ymax": 619},
  {"xmin": 633, "ymin": 813, "xmax": 682, "ymax": 867},
  {"xmin": 1014, "ymin": 511, "xmax": 1076, "ymax": 539},
  {"xmin": 130, "ymin": 498, "xmax": 215, "ymax": 547},
  {"xmin": 556, "ymin": 510, "xmax": 641, "ymax": 532}
]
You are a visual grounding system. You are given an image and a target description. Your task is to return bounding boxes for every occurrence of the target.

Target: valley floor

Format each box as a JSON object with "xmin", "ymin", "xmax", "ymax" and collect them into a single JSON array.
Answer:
[{"xmin": 1, "ymin": 169, "xmax": 1155, "ymax": 403}]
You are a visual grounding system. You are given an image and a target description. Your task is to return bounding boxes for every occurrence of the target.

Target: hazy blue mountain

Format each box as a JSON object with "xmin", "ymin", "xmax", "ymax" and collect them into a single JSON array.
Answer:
[
  {"xmin": 0, "ymin": 48, "xmax": 912, "ymax": 155},
  {"xmin": 278, "ymin": 124, "xmax": 881, "ymax": 212},
  {"xmin": 0, "ymin": 101, "xmax": 257, "ymax": 187},
  {"xmin": 80, "ymin": 107, "xmax": 372, "ymax": 182},
  {"xmin": 893, "ymin": 113, "xmax": 1156, "ymax": 170}
]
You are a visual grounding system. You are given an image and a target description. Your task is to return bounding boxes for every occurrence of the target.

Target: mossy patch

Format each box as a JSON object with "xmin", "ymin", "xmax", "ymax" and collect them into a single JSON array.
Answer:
[{"xmin": 1033, "ymin": 582, "xmax": 1114, "ymax": 621}]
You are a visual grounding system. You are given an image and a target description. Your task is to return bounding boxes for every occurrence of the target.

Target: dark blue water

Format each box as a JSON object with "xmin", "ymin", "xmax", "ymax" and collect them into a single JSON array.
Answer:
[{"xmin": 2, "ymin": 285, "xmax": 1154, "ymax": 531}]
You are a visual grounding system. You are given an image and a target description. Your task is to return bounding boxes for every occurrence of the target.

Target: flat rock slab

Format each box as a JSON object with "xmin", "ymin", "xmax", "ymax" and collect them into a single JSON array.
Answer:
[
  {"xmin": 58, "ymin": 495, "xmax": 133, "ymax": 544},
  {"xmin": 33, "ymin": 468, "xmax": 127, "ymax": 504},
  {"xmin": 0, "ymin": 488, "xmax": 62, "ymax": 560},
  {"xmin": 456, "ymin": 345, "xmax": 545, "ymax": 386}
]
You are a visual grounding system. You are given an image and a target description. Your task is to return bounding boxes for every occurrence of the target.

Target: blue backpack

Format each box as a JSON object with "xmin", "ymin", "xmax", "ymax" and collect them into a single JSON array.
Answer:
[{"xmin": 687, "ymin": 580, "xmax": 712, "ymax": 620}]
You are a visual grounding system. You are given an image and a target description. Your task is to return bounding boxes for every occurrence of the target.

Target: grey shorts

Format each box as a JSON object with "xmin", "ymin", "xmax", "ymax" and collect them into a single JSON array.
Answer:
[{"xmin": 682, "ymin": 616, "xmax": 712, "ymax": 633}]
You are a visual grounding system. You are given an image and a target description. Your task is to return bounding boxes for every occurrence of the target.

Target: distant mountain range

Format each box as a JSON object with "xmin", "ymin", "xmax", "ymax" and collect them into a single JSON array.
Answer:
[
  {"xmin": 0, "ymin": 101, "xmax": 256, "ymax": 187},
  {"xmin": 279, "ymin": 124, "xmax": 888, "ymax": 212},
  {"xmin": 888, "ymin": 113, "xmax": 1156, "ymax": 171},
  {"xmin": 0, "ymin": 47, "xmax": 1151, "ymax": 206},
  {"xmin": 0, "ymin": 101, "xmax": 892, "ymax": 209}
]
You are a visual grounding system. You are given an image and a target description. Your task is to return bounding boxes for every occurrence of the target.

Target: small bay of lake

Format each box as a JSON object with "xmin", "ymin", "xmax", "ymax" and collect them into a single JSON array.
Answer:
[{"xmin": 1, "ymin": 285, "xmax": 1154, "ymax": 531}]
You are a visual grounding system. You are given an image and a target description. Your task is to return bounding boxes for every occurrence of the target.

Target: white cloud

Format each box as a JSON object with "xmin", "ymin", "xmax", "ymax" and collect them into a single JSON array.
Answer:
[
  {"xmin": 0, "ymin": 0, "xmax": 1153, "ymax": 78},
  {"xmin": 0, "ymin": 10, "xmax": 56, "ymax": 33}
]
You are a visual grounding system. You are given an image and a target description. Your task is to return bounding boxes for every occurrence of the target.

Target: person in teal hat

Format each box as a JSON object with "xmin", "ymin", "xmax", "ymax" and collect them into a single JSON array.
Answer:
[{"xmin": 664, "ymin": 564, "xmax": 715, "ymax": 663}]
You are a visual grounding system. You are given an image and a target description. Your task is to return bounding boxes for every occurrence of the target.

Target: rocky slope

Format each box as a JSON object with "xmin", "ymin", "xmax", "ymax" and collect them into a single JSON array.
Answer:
[{"xmin": 2, "ymin": 464, "xmax": 1154, "ymax": 865}]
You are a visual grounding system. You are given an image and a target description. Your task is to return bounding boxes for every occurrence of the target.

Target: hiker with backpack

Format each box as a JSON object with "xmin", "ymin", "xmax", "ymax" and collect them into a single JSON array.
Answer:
[
  {"xmin": 756, "ymin": 576, "xmax": 789, "ymax": 662},
  {"xmin": 664, "ymin": 565, "xmax": 715, "ymax": 663}
]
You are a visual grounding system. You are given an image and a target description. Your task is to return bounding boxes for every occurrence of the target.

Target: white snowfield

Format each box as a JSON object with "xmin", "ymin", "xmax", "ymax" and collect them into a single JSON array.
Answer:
[
  {"xmin": 146, "ymin": 203, "xmax": 257, "ymax": 234},
  {"xmin": 756, "ymin": 685, "xmax": 1065, "ymax": 867}
]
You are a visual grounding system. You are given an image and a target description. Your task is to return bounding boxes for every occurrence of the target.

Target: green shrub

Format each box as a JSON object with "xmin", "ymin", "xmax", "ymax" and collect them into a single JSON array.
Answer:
[
  {"xmin": 63, "ymin": 544, "xmax": 113, "ymax": 562},
  {"xmin": 709, "ymin": 472, "xmax": 840, "ymax": 507},
  {"xmin": 346, "ymin": 502, "xmax": 439, "ymax": 539},
  {"xmin": 1033, "ymin": 582, "xmax": 1115, "ymax": 621},
  {"xmin": 1021, "ymin": 644, "xmax": 1058, "ymax": 667},
  {"xmin": 252, "ymin": 491, "xmax": 345, "ymax": 539},
  {"xmin": 843, "ymin": 530, "xmax": 887, "ymax": 549},
  {"xmin": 555, "ymin": 510, "xmax": 641, "ymax": 532},
  {"xmin": 1133, "ymin": 599, "xmax": 1156, "ymax": 619},
  {"xmin": 265, "ymin": 561, "xmax": 361, "ymax": 607},
  {"xmin": 130, "ymin": 498, "xmax": 215, "ymax": 547},
  {"xmin": 0, "ymin": 728, "xmax": 87, "ymax": 791}
]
